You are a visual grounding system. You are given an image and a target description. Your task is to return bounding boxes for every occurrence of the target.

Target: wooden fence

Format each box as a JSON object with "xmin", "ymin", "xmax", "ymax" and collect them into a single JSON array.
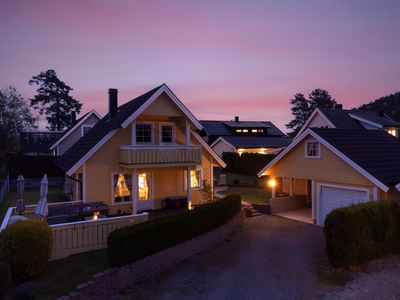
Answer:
[
  {"xmin": 0, "ymin": 171, "xmax": 9, "ymax": 204},
  {"xmin": 0, "ymin": 202, "xmax": 149, "ymax": 261}
]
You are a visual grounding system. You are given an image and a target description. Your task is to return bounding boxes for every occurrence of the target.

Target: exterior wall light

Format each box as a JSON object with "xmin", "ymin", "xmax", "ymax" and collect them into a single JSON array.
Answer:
[{"xmin": 269, "ymin": 179, "xmax": 276, "ymax": 187}]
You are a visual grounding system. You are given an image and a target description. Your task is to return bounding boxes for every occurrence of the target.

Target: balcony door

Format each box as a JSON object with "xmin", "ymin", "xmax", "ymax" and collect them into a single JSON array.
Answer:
[{"xmin": 137, "ymin": 173, "xmax": 153, "ymax": 211}]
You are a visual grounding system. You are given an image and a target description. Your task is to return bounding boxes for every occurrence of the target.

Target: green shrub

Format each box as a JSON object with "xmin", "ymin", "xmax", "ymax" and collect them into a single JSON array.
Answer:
[
  {"xmin": 324, "ymin": 200, "xmax": 400, "ymax": 268},
  {"xmin": 0, "ymin": 262, "xmax": 12, "ymax": 296},
  {"xmin": 108, "ymin": 194, "xmax": 241, "ymax": 267},
  {"xmin": 0, "ymin": 220, "xmax": 53, "ymax": 281}
]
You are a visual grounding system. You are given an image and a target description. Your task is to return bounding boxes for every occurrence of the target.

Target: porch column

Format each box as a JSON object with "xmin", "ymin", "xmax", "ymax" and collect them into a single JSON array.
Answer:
[
  {"xmin": 210, "ymin": 157, "xmax": 214, "ymax": 200},
  {"xmin": 132, "ymin": 169, "xmax": 138, "ymax": 215},
  {"xmin": 131, "ymin": 120, "xmax": 136, "ymax": 145},
  {"xmin": 271, "ymin": 176, "xmax": 275, "ymax": 198},
  {"xmin": 187, "ymin": 166, "xmax": 191, "ymax": 209},
  {"xmin": 289, "ymin": 178, "xmax": 293, "ymax": 196},
  {"xmin": 186, "ymin": 120, "xmax": 190, "ymax": 145}
]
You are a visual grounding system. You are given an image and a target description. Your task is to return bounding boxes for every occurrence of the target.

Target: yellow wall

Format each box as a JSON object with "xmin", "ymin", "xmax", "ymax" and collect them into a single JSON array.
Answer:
[
  {"xmin": 81, "ymin": 100, "xmax": 218, "ymax": 214},
  {"xmin": 141, "ymin": 92, "xmax": 185, "ymax": 117},
  {"xmin": 265, "ymin": 135, "xmax": 374, "ymax": 187}
]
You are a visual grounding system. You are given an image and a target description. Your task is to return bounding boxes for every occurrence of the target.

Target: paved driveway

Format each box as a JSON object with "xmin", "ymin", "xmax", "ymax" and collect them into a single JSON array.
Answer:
[{"xmin": 117, "ymin": 215, "xmax": 336, "ymax": 299}]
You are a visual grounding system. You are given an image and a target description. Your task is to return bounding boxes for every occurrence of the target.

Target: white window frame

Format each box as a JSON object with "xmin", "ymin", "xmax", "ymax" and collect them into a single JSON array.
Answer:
[
  {"xmin": 159, "ymin": 122, "xmax": 175, "ymax": 145},
  {"xmin": 81, "ymin": 125, "xmax": 93, "ymax": 136},
  {"xmin": 305, "ymin": 140, "xmax": 321, "ymax": 158},
  {"xmin": 111, "ymin": 172, "xmax": 133, "ymax": 205},
  {"xmin": 184, "ymin": 168, "xmax": 203, "ymax": 190},
  {"xmin": 136, "ymin": 122, "xmax": 154, "ymax": 144}
]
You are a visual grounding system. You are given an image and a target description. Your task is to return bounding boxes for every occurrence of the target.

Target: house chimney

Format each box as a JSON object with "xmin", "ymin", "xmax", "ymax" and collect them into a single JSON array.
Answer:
[
  {"xmin": 378, "ymin": 109, "xmax": 384, "ymax": 117},
  {"xmin": 336, "ymin": 104, "xmax": 343, "ymax": 109},
  {"xmin": 108, "ymin": 88, "xmax": 118, "ymax": 120},
  {"xmin": 71, "ymin": 111, "xmax": 76, "ymax": 124},
  {"xmin": 235, "ymin": 116, "xmax": 239, "ymax": 122}
]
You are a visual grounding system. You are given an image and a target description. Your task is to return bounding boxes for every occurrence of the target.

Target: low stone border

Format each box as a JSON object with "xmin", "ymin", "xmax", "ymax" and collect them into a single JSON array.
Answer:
[
  {"xmin": 57, "ymin": 209, "xmax": 247, "ymax": 300},
  {"xmin": 251, "ymin": 203, "xmax": 270, "ymax": 214}
]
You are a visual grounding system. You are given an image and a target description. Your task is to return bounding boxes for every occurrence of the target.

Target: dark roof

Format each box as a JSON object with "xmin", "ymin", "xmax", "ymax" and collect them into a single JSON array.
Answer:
[
  {"xmin": 310, "ymin": 128, "xmax": 400, "ymax": 187},
  {"xmin": 222, "ymin": 121, "xmax": 271, "ymax": 128},
  {"xmin": 50, "ymin": 111, "xmax": 91, "ymax": 147},
  {"xmin": 19, "ymin": 131, "xmax": 63, "ymax": 152},
  {"xmin": 221, "ymin": 136, "xmax": 293, "ymax": 149},
  {"xmin": 55, "ymin": 85, "xmax": 163, "ymax": 172},
  {"xmin": 318, "ymin": 108, "xmax": 400, "ymax": 129},
  {"xmin": 200, "ymin": 120, "xmax": 285, "ymax": 136}
]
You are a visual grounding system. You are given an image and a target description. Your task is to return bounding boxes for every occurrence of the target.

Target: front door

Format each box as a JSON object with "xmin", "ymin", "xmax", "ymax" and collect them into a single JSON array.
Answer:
[{"xmin": 137, "ymin": 173, "xmax": 153, "ymax": 211}]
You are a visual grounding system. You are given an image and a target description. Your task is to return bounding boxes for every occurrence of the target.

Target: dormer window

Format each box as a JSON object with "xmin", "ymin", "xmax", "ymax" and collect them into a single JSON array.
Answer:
[
  {"xmin": 252, "ymin": 129, "xmax": 257, "ymax": 133},
  {"xmin": 243, "ymin": 129, "xmax": 248, "ymax": 133},
  {"xmin": 388, "ymin": 129, "xmax": 398, "ymax": 137},
  {"xmin": 305, "ymin": 140, "xmax": 320, "ymax": 158},
  {"xmin": 236, "ymin": 129, "xmax": 242, "ymax": 133},
  {"xmin": 258, "ymin": 129, "xmax": 263, "ymax": 133}
]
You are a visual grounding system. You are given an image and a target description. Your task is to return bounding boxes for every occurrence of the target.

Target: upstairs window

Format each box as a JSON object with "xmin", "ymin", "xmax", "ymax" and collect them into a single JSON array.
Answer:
[
  {"xmin": 242, "ymin": 129, "xmax": 248, "ymax": 133},
  {"xmin": 236, "ymin": 129, "xmax": 242, "ymax": 133},
  {"xmin": 136, "ymin": 123, "xmax": 153, "ymax": 143},
  {"xmin": 305, "ymin": 141, "xmax": 320, "ymax": 158},
  {"xmin": 159, "ymin": 123, "xmax": 175, "ymax": 144}
]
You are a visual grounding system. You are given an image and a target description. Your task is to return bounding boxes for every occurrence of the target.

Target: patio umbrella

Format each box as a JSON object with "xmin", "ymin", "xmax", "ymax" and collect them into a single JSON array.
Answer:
[
  {"xmin": 16, "ymin": 175, "xmax": 25, "ymax": 215},
  {"xmin": 35, "ymin": 174, "xmax": 49, "ymax": 220}
]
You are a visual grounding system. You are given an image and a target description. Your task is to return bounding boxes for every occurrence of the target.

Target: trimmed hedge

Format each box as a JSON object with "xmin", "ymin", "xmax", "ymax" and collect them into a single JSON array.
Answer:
[
  {"xmin": 324, "ymin": 200, "xmax": 400, "ymax": 268},
  {"xmin": 222, "ymin": 152, "xmax": 275, "ymax": 176},
  {"xmin": 7, "ymin": 155, "xmax": 64, "ymax": 179},
  {"xmin": 107, "ymin": 194, "xmax": 241, "ymax": 267},
  {"xmin": 0, "ymin": 220, "xmax": 53, "ymax": 281}
]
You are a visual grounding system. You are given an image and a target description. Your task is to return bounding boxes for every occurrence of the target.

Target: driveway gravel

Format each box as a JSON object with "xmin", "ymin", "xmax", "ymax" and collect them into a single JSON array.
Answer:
[
  {"xmin": 115, "ymin": 215, "xmax": 335, "ymax": 299},
  {"xmin": 115, "ymin": 214, "xmax": 400, "ymax": 300}
]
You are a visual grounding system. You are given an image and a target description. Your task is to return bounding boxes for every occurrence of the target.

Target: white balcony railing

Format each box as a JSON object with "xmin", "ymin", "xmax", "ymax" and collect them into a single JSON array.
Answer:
[{"xmin": 119, "ymin": 145, "xmax": 202, "ymax": 165}]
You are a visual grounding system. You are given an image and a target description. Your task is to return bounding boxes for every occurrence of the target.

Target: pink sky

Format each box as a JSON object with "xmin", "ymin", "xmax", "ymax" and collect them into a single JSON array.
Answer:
[{"xmin": 1, "ymin": 0, "xmax": 399, "ymax": 133}]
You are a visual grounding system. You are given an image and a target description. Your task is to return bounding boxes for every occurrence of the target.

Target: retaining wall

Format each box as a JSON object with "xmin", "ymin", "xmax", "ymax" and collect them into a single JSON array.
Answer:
[
  {"xmin": 270, "ymin": 195, "xmax": 307, "ymax": 213},
  {"xmin": 57, "ymin": 209, "xmax": 247, "ymax": 300}
]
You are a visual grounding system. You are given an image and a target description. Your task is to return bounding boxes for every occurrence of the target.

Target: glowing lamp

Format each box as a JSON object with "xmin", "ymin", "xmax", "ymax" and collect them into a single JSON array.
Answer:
[
  {"xmin": 189, "ymin": 201, "xmax": 193, "ymax": 210},
  {"xmin": 269, "ymin": 179, "xmax": 276, "ymax": 187}
]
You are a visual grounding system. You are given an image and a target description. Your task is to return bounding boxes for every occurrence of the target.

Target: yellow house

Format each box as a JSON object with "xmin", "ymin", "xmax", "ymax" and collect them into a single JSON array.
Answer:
[
  {"xmin": 55, "ymin": 84, "xmax": 225, "ymax": 215},
  {"xmin": 257, "ymin": 127, "xmax": 400, "ymax": 226}
]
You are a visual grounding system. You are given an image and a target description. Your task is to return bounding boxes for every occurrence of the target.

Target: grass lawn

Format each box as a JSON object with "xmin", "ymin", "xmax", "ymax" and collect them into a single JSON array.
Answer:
[
  {"xmin": 218, "ymin": 186, "xmax": 271, "ymax": 204},
  {"xmin": 5, "ymin": 249, "xmax": 112, "ymax": 300},
  {"xmin": 0, "ymin": 186, "xmax": 69, "ymax": 224},
  {"xmin": 214, "ymin": 171, "xmax": 268, "ymax": 187}
]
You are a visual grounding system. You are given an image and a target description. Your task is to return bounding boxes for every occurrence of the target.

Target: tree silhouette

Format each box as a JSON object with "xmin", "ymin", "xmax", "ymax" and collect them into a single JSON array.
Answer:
[
  {"xmin": 29, "ymin": 69, "xmax": 82, "ymax": 131},
  {"xmin": 0, "ymin": 86, "xmax": 36, "ymax": 151},
  {"xmin": 286, "ymin": 89, "xmax": 336, "ymax": 136}
]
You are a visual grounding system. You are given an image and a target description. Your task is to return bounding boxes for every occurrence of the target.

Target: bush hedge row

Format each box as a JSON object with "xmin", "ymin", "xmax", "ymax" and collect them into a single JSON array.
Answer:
[
  {"xmin": 0, "ymin": 220, "xmax": 53, "ymax": 281},
  {"xmin": 222, "ymin": 152, "xmax": 275, "ymax": 176},
  {"xmin": 323, "ymin": 200, "xmax": 400, "ymax": 268},
  {"xmin": 107, "ymin": 194, "xmax": 242, "ymax": 267},
  {"xmin": 7, "ymin": 155, "xmax": 64, "ymax": 179}
]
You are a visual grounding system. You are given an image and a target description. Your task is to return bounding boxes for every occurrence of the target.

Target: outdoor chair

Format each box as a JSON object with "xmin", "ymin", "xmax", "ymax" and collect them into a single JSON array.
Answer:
[{"xmin": 218, "ymin": 174, "xmax": 227, "ymax": 187}]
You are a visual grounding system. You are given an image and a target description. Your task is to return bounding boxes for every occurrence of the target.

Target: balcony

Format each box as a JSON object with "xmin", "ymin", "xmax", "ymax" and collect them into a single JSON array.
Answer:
[{"xmin": 119, "ymin": 145, "xmax": 202, "ymax": 166}]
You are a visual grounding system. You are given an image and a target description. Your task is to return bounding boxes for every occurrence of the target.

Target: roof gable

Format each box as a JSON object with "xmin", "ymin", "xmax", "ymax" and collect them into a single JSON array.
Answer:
[
  {"xmin": 258, "ymin": 128, "xmax": 400, "ymax": 191},
  {"xmin": 50, "ymin": 109, "xmax": 101, "ymax": 150}
]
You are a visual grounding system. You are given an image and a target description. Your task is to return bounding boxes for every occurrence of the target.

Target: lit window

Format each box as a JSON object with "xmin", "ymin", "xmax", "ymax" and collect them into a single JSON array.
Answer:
[
  {"xmin": 243, "ymin": 129, "xmax": 248, "ymax": 133},
  {"xmin": 138, "ymin": 174, "xmax": 149, "ymax": 200},
  {"xmin": 306, "ymin": 141, "xmax": 320, "ymax": 158},
  {"xmin": 258, "ymin": 129, "xmax": 263, "ymax": 133},
  {"xmin": 388, "ymin": 129, "xmax": 397, "ymax": 137},
  {"xmin": 252, "ymin": 129, "xmax": 257, "ymax": 133},
  {"xmin": 184, "ymin": 169, "xmax": 203, "ymax": 189},
  {"xmin": 113, "ymin": 173, "xmax": 132, "ymax": 203},
  {"xmin": 136, "ymin": 124, "xmax": 152, "ymax": 143},
  {"xmin": 236, "ymin": 129, "xmax": 242, "ymax": 133}
]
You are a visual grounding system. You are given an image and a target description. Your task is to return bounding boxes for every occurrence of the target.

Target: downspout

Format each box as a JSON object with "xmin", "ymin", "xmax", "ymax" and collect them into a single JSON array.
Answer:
[{"xmin": 67, "ymin": 175, "xmax": 83, "ymax": 201}]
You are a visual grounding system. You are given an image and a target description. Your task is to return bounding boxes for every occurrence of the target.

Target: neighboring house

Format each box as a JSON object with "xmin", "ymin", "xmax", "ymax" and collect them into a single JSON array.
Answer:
[
  {"xmin": 19, "ymin": 131, "xmax": 63, "ymax": 156},
  {"xmin": 200, "ymin": 117, "xmax": 291, "ymax": 157},
  {"xmin": 49, "ymin": 109, "xmax": 102, "ymax": 156},
  {"xmin": 295, "ymin": 107, "xmax": 400, "ymax": 139},
  {"xmin": 258, "ymin": 128, "xmax": 400, "ymax": 226},
  {"xmin": 55, "ymin": 84, "xmax": 226, "ymax": 214}
]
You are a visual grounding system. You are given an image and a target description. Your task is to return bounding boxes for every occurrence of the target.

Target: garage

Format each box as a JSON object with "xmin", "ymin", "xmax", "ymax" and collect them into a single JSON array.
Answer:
[{"xmin": 320, "ymin": 186, "xmax": 369, "ymax": 225}]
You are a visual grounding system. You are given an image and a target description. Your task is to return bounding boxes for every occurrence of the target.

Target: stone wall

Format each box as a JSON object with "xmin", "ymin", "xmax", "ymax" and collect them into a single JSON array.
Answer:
[{"xmin": 57, "ymin": 209, "xmax": 247, "ymax": 300}]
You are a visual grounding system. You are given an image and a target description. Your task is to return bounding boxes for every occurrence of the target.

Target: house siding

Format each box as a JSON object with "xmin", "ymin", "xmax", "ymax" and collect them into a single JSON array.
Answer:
[
  {"xmin": 141, "ymin": 92, "xmax": 186, "ymax": 117},
  {"xmin": 212, "ymin": 140, "xmax": 235, "ymax": 157},
  {"xmin": 307, "ymin": 113, "xmax": 331, "ymax": 129},
  {"xmin": 59, "ymin": 114, "xmax": 100, "ymax": 156}
]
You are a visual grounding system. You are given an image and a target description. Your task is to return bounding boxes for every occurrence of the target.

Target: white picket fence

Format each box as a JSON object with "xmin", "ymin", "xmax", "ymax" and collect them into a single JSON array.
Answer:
[
  {"xmin": 0, "ymin": 202, "xmax": 149, "ymax": 261},
  {"xmin": 0, "ymin": 171, "xmax": 10, "ymax": 204}
]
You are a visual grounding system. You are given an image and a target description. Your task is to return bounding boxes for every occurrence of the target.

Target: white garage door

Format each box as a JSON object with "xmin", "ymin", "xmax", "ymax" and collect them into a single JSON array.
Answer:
[{"xmin": 321, "ymin": 186, "xmax": 368, "ymax": 225}]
